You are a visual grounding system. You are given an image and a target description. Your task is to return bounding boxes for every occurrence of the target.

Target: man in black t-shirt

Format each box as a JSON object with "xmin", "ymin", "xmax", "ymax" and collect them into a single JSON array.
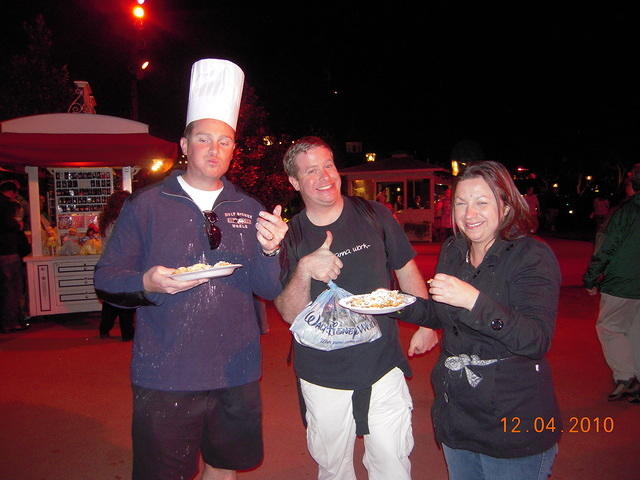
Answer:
[{"xmin": 275, "ymin": 136, "xmax": 438, "ymax": 480}]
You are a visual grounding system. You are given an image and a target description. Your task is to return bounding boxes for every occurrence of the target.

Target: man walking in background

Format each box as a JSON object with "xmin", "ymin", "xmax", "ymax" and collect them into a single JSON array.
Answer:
[{"xmin": 584, "ymin": 164, "xmax": 640, "ymax": 403}]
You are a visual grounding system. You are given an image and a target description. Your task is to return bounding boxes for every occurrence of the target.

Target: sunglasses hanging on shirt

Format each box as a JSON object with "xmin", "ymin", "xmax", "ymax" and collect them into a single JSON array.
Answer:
[{"xmin": 203, "ymin": 210, "xmax": 221, "ymax": 249}]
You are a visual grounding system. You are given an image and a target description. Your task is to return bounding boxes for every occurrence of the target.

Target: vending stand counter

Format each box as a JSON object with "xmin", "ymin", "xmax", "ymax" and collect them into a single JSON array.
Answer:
[{"xmin": 0, "ymin": 113, "xmax": 177, "ymax": 317}]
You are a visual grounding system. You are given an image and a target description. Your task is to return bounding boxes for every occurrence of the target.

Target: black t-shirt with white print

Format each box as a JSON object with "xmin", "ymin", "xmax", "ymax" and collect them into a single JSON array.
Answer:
[{"xmin": 282, "ymin": 196, "xmax": 416, "ymax": 390}]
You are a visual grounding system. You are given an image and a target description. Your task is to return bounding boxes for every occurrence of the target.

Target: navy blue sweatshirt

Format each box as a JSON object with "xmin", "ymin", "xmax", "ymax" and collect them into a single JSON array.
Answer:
[{"xmin": 94, "ymin": 171, "xmax": 281, "ymax": 391}]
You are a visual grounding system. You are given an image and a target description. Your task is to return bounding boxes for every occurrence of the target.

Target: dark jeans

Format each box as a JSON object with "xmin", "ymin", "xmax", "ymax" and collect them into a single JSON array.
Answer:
[
  {"xmin": 99, "ymin": 302, "xmax": 135, "ymax": 340},
  {"xmin": 0, "ymin": 254, "xmax": 25, "ymax": 332}
]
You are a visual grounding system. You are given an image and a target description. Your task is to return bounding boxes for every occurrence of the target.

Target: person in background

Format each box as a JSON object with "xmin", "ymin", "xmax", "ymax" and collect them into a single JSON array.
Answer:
[
  {"xmin": 275, "ymin": 136, "xmax": 438, "ymax": 480},
  {"xmin": 94, "ymin": 59, "xmax": 287, "ymax": 480},
  {"xmin": 97, "ymin": 190, "xmax": 134, "ymax": 341},
  {"xmin": 590, "ymin": 194, "xmax": 611, "ymax": 251},
  {"xmin": 393, "ymin": 194, "xmax": 404, "ymax": 212},
  {"xmin": 376, "ymin": 191, "xmax": 395, "ymax": 216},
  {"xmin": 0, "ymin": 181, "xmax": 31, "ymax": 333},
  {"xmin": 623, "ymin": 163, "xmax": 640, "ymax": 198},
  {"xmin": 2, "ymin": 180, "xmax": 29, "ymax": 229},
  {"xmin": 523, "ymin": 186, "xmax": 540, "ymax": 234},
  {"xmin": 394, "ymin": 161, "xmax": 561, "ymax": 480},
  {"xmin": 434, "ymin": 188, "xmax": 453, "ymax": 241},
  {"xmin": 13, "ymin": 203, "xmax": 25, "ymax": 231},
  {"xmin": 541, "ymin": 190, "xmax": 560, "ymax": 233},
  {"xmin": 583, "ymin": 164, "xmax": 640, "ymax": 403},
  {"xmin": 590, "ymin": 195, "xmax": 610, "ymax": 231}
]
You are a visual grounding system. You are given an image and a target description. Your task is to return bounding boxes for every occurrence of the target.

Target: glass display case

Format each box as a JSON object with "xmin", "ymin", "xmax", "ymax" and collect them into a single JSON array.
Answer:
[
  {"xmin": 53, "ymin": 168, "xmax": 113, "ymax": 239},
  {"xmin": 1, "ymin": 112, "xmax": 177, "ymax": 317},
  {"xmin": 24, "ymin": 168, "xmax": 115, "ymax": 315}
]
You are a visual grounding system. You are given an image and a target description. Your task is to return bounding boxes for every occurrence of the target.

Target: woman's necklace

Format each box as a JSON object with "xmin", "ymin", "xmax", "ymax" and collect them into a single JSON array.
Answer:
[
  {"xmin": 468, "ymin": 238, "xmax": 496, "ymax": 267},
  {"xmin": 467, "ymin": 250, "xmax": 481, "ymax": 268}
]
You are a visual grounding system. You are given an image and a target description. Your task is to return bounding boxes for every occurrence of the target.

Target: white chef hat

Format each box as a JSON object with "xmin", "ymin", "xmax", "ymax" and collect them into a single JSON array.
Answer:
[{"xmin": 185, "ymin": 59, "xmax": 245, "ymax": 130}]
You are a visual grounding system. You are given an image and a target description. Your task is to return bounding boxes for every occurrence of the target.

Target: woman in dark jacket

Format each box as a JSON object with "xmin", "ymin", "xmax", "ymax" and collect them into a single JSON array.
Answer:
[{"xmin": 397, "ymin": 161, "xmax": 562, "ymax": 480}]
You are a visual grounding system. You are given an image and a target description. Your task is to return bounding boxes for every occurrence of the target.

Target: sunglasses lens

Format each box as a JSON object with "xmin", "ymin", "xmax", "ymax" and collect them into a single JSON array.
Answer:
[
  {"xmin": 203, "ymin": 211, "xmax": 222, "ymax": 249},
  {"xmin": 204, "ymin": 211, "xmax": 218, "ymax": 223},
  {"xmin": 208, "ymin": 225, "xmax": 221, "ymax": 249}
]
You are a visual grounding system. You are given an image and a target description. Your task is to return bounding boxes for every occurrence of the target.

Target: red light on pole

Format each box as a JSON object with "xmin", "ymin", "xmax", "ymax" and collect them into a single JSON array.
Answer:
[
  {"xmin": 130, "ymin": 0, "xmax": 149, "ymax": 120},
  {"xmin": 132, "ymin": 5, "xmax": 145, "ymax": 19}
]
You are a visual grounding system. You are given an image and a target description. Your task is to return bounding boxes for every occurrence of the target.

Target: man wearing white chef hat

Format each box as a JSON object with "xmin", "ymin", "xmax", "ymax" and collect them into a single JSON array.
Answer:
[{"xmin": 95, "ymin": 59, "xmax": 287, "ymax": 480}]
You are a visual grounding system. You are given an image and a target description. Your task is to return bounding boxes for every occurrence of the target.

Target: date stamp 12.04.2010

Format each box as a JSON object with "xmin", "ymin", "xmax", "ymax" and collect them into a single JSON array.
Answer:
[{"xmin": 501, "ymin": 416, "xmax": 615, "ymax": 434}]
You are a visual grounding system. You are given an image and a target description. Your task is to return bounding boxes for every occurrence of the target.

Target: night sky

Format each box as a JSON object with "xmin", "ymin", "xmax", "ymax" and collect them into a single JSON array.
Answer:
[{"xmin": 2, "ymin": 1, "xmax": 639, "ymax": 169}]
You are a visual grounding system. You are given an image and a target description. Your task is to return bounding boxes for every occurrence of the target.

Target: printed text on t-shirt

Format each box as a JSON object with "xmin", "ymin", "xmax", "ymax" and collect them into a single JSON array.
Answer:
[{"xmin": 335, "ymin": 242, "xmax": 371, "ymax": 258}]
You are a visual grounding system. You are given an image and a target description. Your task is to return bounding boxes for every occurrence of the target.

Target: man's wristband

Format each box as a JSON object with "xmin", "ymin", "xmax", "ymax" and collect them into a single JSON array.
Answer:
[{"xmin": 262, "ymin": 247, "xmax": 281, "ymax": 257}]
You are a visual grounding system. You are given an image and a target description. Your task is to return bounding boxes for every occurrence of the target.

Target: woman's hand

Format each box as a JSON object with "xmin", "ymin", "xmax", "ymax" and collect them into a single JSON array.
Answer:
[{"xmin": 428, "ymin": 273, "xmax": 479, "ymax": 311}]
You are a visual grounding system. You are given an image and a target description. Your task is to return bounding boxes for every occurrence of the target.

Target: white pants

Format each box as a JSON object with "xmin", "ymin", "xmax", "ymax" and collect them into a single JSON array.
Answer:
[
  {"xmin": 299, "ymin": 367, "xmax": 414, "ymax": 480},
  {"xmin": 596, "ymin": 293, "xmax": 640, "ymax": 381}
]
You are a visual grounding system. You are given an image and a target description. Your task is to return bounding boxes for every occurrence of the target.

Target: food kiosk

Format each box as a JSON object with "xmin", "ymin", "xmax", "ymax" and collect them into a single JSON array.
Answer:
[
  {"xmin": 0, "ymin": 113, "xmax": 177, "ymax": 317},
  {"xmin": 340, "ymin": 154, "xmax": 452, "ymax": 241}
]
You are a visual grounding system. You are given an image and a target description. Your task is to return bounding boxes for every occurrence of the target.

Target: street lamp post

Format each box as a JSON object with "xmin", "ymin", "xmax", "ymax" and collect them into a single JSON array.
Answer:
[
  {"xmin": 129, "ymin": 0, "xmax": 147, "ymax": 121},
  {"xmin": 130, "ymin": 60, "xmax": 149, "ymax": 121},
  {"xmin": 131, "ymin": 74, "xmax": 140, "ymax": 121}
]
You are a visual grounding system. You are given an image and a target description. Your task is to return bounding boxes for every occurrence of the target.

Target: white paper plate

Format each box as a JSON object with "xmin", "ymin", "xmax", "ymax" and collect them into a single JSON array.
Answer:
[
  {"xmin": 170, "ymin": 264, "xmax": 242, "ymax": 281},
  {"xmin": 338, "ymin": 293, "xmax": 416, "ymax": 315}
]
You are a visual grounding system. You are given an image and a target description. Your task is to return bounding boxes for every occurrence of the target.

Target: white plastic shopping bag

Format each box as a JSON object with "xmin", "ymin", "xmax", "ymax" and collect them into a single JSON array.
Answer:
[{"xmin": 290, "ymin": 281, "xmax": 382, "ymax": 351}]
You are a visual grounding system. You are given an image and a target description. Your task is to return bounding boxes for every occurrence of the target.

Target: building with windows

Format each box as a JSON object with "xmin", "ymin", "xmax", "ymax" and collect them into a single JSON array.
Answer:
[{"xmin": 340, "ymin": 153, "xmax": 452, "ymax": 241}]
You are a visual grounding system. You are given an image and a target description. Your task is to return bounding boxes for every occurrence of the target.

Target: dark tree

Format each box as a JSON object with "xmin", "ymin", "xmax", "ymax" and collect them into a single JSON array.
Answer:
[
  {"xmin": 0, "ymin": 15, "xmax": 75, "ymax": 120},
  {"xmin": 226, "ymin": 84, "xmax": 296, "ymax": 213}
]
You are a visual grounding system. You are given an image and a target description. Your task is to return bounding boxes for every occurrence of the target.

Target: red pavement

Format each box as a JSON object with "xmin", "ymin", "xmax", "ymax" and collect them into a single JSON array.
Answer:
[{"xmin": 0, "ymin": 237, "xmax": 638, "ymax": 480}]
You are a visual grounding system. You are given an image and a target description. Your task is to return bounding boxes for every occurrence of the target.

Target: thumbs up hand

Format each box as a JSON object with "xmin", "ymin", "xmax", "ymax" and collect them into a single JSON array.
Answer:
[
  {"xmin": 319, "ymin": 230, "xmax": 333, "ymax": 250},
  {"xmin": 299, "ymin": 230, "xmax": 343, "ymax": 283}
]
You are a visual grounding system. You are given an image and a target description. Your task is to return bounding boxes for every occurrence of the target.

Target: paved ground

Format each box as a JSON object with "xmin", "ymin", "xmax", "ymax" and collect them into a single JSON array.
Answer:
[{"xmin": 1, "ymin": 237, "xmax": 638, "ymax": 479}]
